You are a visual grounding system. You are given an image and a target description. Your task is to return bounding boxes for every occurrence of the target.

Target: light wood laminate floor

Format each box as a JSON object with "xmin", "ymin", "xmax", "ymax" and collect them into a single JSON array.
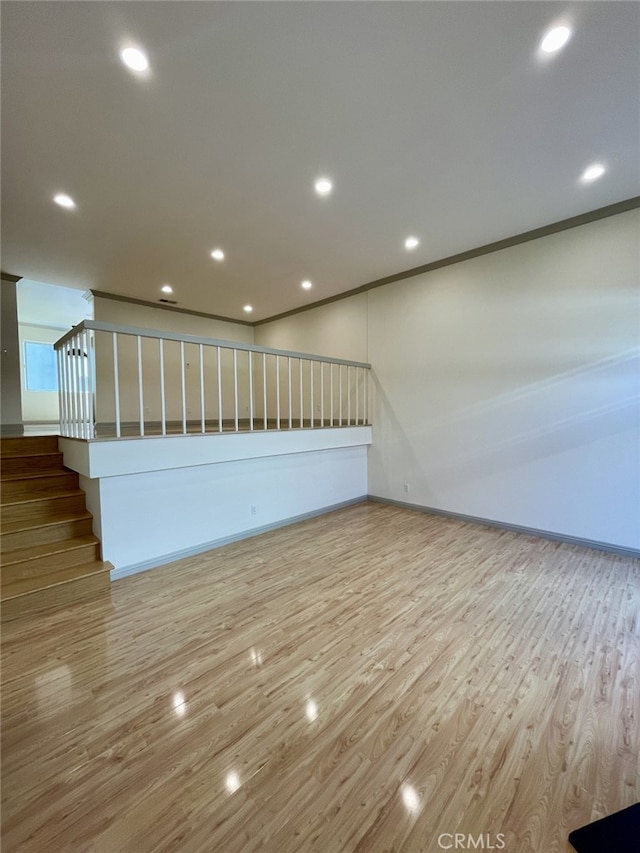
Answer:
[{"xmin": 2, "ymin": 503, "xmax": 639, "ymax": 852}]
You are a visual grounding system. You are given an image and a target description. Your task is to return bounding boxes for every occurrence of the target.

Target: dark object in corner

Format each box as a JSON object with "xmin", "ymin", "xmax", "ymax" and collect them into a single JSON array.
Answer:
[{"xmin": 568, "ymin": 803, "xmax": 640, "ymax": 852}]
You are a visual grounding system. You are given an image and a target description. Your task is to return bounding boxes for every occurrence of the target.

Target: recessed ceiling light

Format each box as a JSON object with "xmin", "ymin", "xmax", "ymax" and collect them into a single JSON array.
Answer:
[
  {"xmin": 211, "ymin": 249, "xmax": 225, "ymax": 261},
  {"xmin": 243, "ymin": 304, "xmax": 253, "ymax": 313},
  {"xmin": 53, "ymin": 193, "xmax": 76, "ymax": 209},
  {"xmin": 314, "ymin": 177, "xmax": 333, "ymax": 196},
  {"xmin": 161, "ymin": 284, "xmax": 173, "ymax": 294},
  {"xmin": 540, "ymin": 25, "xmax": 572, "ymax": 54},
  {"xmin": 404, "ymin": 236, "xmax": 419, "ymax": 250},
  {"xmin": 301, "ymin": 280, "xmax": 312, "ymax": 290},
  {"xmin": 580, "ymin": 163, "xmax": 606, "ymax": 183},
  {"xmin": 120, "ymin": 46, "xmax": 149, "ymax": 73}
]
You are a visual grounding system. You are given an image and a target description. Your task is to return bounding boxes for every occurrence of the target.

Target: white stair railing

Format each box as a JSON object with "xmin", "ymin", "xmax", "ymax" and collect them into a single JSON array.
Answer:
[{"xmin": 54, "ymin": 321, "xmax": 371, "ymax": 440}]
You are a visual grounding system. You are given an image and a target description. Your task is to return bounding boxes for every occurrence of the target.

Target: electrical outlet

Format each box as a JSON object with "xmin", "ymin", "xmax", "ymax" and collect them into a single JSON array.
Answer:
[
  {"xmin": 250, "ymin": 505, "xmax": 257, "ymax": 516},
  {"xmin": 403, "ymin": 482, "xmax": 409, "ymax": 493}
]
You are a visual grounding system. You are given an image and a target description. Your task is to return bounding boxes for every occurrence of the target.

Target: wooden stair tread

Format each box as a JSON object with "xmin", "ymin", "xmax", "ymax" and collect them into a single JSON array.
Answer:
[
  {"xmin": 0, "ymin": 438, "xmax": 59, "ymax": 457},
  {"xmin": 2, "ymin": 561, "xmax": 112, "ymax": 600},
  {"xmin": 0, "ymin": 450, "xmax": 62, "ymax": 459},
  {"xmin": 1, "ymin": 535, "xmax": 99, "ymax": 566},
  {"xmin": 1, "ymin": 510, "xmax": 93, "ymax": 536},
  {"xmin": 1, "ymin": 488, "xmax": 85, "ymax": 507},
  {"xmin": 1, "ymin": 470, "xmax": 70, "ymax": 482}
]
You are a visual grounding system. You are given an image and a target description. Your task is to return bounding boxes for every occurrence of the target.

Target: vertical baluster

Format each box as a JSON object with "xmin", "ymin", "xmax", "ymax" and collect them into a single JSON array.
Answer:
[
  {"xmin": 113, "ymin": 332, "xmax": 121, "ymax": 438},
  {"xmin": 180, "ymin": 341, "xmax": 186, "ymax": 434},
  {"xmin": 159, "ymin": 339, "xmax": 166, "ymax": 436},
  {"xmin": 78, "ymin": 330, "xmax": 89, "ymax": 438},
  {"xmin": 356, "ymin": 366, "xmax": 359, "ymax": 426},
  {"xmin": 288, "ymin": 357, "xmax": 292, "ymax": 429},
  {"xmin": 72, "ymin": 335, "xmax": 81, "ymax": 437},
  {"xmin": 137, "ymin": 335, "xmax": 145, "ymax": 436},
  {"xmin": 276, "ymin": 355, "xmax": 281, "ymax": 430},
  {"xmin": 249, "ymin": 351, "xmax": 254, "ymax": 431},
  {"xmin": 72, "ymin": 336, "xmax": 81, "ymax": 438},
  {"xmin": 310, "ymin": 361, "xmax": 314, "ymax": 428},
  {"xmin": 339, "ymin": 364, "xmax": 343, "ymax": 426},
  {"xmin": 299, "ymin": 359, "xmax": 304, "ymax": 428},
  {"xmin": 347, "ymin": 365, "xmax": 352, "ymax": 426},
  {"xmin": 85, "ymin": 329, "xmax": 95, "ymax": 438},
  {"xmin": 68, "ymin": 336, "xmax": 75, "ymax": 437},
  {"xmin": 64, "ymin": 343, "xmax": 71, "ymax": 437},
  {"xmin": 56, "ymin": 348, "xmax": 64, "ymax": 435},
  {"xmin": 65, "ymin": 342, "xmax": 73, "ymax": 437},
  {"xmin": 217, "ymin": 346, "xmax": 223, "ymax": 432},
  {"xmin": 263, "ymin": 352, "xmax": 267, "ymax": 430},
  {"xmin": 364, "ymin": 366, "xmax": 368, "ymax": 425},
  {"xmin": 77, "ymin": 334, "xmax": 86, "ymax": 438},
  {"xmin": 330, "ymin": 363, "xmax": 334, "ymax": 426},
  {"xmin": 61, "ymin": 346, "xmax": 68, "ymax": 436},
  {"xmin": 199, "ymin": 344, "xmax": 205, "ymax": 434},
  {"xmin": 233, "ymin": 349, "xmax": 239, "ymax": 432},
  {"xmin": 320, "ymin": 362, "xmax": 324, "ymax": 427},
  {"xmin": 60, "ymin": 346, "xmax": 68, "ymax": 437}
]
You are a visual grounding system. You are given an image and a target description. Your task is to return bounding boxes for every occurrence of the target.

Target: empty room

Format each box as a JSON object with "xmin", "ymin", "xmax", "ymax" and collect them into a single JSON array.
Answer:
[{"xmin": 1, "ymin": 3, "xmax": 639, "ymax": 852}]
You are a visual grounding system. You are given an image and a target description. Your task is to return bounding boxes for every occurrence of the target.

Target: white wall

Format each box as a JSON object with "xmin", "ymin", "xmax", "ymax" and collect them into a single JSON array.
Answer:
[
  {"xmin": 93, "ymin": 296, "xmax": 254, "ymax": 342},
  {"xmin": 61, "ymin": 429, "xmax": 371, "ymax": 574},
  {"xmin": 92, "ymin": 296, "xmax": 255, "ymax": 425},
  {"xmin": 257, "ymin": 210, "xmax": 640, "ymax": 551},
  {"xmin": 1, "ymin": 278, "xmax": 23, "ymax": 431},
  {"xmin": 368, "ymin": 209, "xmax": 640, "ymax": 550},
  {"xmin": 255, "ymin": 294, "xmax": 369, "ymax": 423},
  {"xmin": 255, "ymin": 292, "xmax": 368, "ymax": 362}
]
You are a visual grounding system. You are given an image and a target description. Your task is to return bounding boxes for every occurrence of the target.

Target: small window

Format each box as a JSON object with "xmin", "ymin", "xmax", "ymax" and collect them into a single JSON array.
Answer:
[{"xmin": 24, "ymin": 342, "xmax": 58, "ymax": 392}]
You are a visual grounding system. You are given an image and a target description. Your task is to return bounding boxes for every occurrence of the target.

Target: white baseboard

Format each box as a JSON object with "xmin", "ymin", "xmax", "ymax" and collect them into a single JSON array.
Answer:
[{"xmin": 367, "ymin": 495, "xmax": 640, "ymax": 559}]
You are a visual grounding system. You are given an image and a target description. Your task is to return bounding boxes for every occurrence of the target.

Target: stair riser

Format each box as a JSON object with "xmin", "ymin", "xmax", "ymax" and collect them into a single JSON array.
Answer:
[
  {"xmin": 1, "ymin": 473, "xmax": 79, "ymax": 501},
  {"xmin": 0, "ymin": 518, "xmax": 92, "ymax": 554},
  {"xmin": 1, "ymin": 518, "xmax": 94, "ymax": 551},
  {"xmin": 1, "ymin": 571, "xmax": 111, "ymax": 622},
  {"xmin": 2, "ymin": 495, "xmax": 87, "ymax": 525},
  {"xmin": 0, "ymin": 437, "xmax": 59, "ymax": 457},
  {"xmin": 1, "ymin": 454, "xmax": 64, "ymax": 476},
  {"xmin": 2, "ymin": 544, "xmax": 101, "ymax": 584}
]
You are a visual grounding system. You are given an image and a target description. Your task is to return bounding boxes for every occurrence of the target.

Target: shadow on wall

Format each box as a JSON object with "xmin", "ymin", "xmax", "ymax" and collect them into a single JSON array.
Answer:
[
  {"xmin": 375, "ymin": 347, "xmax": 640, "ymax": 491},
  {"xmin": 369, "ymin": 369, "xmax": 440, "ymax": 505}
]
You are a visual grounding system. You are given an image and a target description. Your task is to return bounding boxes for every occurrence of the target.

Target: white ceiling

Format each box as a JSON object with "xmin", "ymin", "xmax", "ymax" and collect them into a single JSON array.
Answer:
[{"xmin": 2, "ymin": 2, "xmax": 639, "ymax": 323}]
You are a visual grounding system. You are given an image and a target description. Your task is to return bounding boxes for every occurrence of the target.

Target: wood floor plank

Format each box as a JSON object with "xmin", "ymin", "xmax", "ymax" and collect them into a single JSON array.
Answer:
[{"xmin": 1, "ymin": 502, "xmax": 638, "ymax": 852}]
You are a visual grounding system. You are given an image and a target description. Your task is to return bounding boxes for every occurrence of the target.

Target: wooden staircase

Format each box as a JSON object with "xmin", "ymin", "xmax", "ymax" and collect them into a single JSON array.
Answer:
[{"xmin": 1, "ymin": 436, "xmax": 111, "ymax": 621}]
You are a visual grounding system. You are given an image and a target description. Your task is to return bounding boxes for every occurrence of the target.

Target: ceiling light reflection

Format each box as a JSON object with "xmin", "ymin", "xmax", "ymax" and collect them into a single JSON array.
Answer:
[
  {"xmin": 249, "ymin": 648, "xmax": 263, "ymax": 667},
  {"xmin": 211, "ymin": 248, "xmax": 225, "ymax": 261},
  {"xmin": 172, "ymin": 690, "xmax": 187, "ymax": 717},
  {"xmin": 306, "ymin": 699, "xmax": 318, "ymax": 722},
  {"xmin": 401, "ymin": 782, "xmax": 420, "ymax": 814},
  {"xmin": 225, "ymin": 771, "xmax": 241, "ymax": 793},
  {"xmin": 404, "ymin": 236, "xmax": 419, "ymax": 250}
]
